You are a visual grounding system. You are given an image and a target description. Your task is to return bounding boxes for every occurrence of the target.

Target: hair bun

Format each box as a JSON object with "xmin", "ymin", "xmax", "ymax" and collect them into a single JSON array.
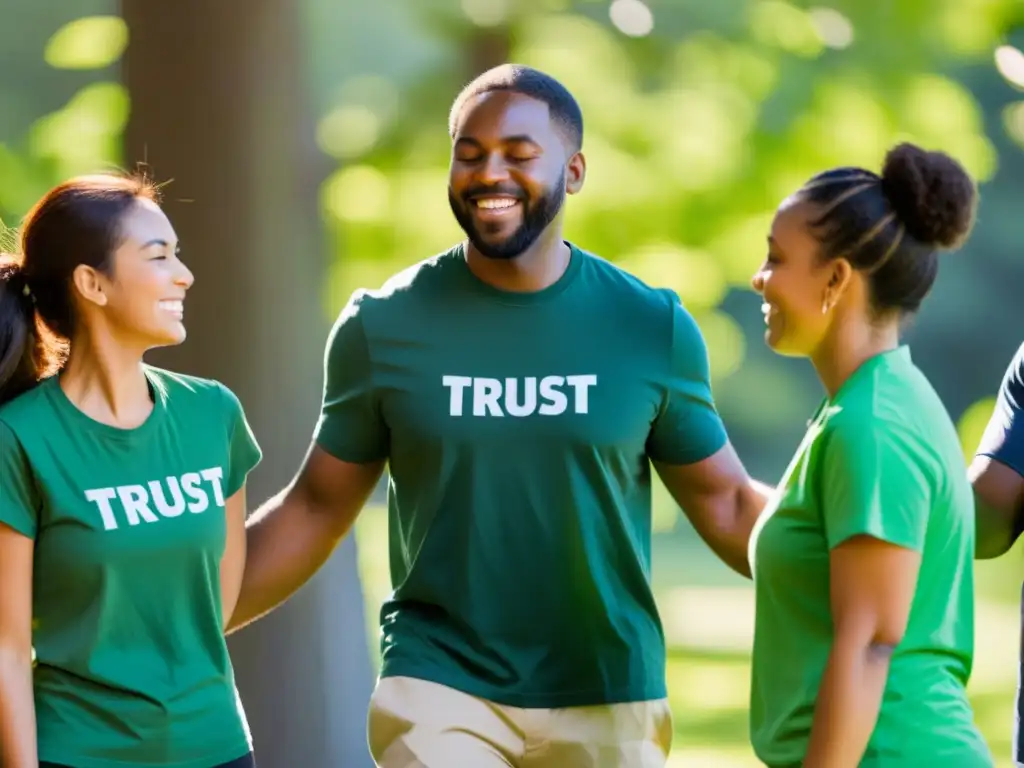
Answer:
[{"xmin": 880, "ymin": 142, "xmax": 977, "ymax": 250}]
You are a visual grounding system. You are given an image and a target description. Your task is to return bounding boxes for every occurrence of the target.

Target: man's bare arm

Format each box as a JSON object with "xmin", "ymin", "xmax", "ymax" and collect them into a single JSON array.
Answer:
[
  {"xmin": 970, "ymin": 455, "xmax": 1024, "ymax": 559},
  {"xmin": 654, "ymin": 441, "xmax": 771, "ymax": 578},
  {"xmin": 227, "ymin": 444, "xmax": 385, "ymax": 632}
]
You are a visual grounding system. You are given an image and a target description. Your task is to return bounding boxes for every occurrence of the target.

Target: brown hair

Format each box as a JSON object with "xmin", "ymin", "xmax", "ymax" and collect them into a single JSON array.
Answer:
[{"xmin": 0, "ymin": 173, "xmax": 159, "ymax": 406}]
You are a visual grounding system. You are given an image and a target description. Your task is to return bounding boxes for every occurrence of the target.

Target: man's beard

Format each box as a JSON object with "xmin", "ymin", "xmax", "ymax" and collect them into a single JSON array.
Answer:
[{"xmin": 448, "ymin": 172, "xmax": 566, "ymax": 261}]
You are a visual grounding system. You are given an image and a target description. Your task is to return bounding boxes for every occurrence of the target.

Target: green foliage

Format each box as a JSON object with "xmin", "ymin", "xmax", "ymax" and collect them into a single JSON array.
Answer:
[
  {"xmin": 0, "ymin": 6, "xmax": 124, "ymax": 224},
  {"xmin": 44, "ymin": 16, "xmax": 127, "ymax": 71},
  {"xmin": 314, "ymin": 0, "xmax": 1023, "ymax": 479},
  {"xmin": 2, "ymin": 4, "xmax": 1024, "ymax": 761}
]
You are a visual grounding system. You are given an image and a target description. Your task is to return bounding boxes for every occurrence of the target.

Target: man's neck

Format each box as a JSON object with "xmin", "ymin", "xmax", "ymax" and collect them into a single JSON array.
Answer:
[{"xmin": 464, "ymin": 232, "xmax": 571, "ymax": 293}]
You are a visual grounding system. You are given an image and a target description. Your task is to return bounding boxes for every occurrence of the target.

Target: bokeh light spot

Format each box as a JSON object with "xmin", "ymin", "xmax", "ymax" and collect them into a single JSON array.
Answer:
[
  {"xmin": 609, "ymin": 0, "xmax": 654, "ymax": 38},
  {"xmin": 809, "ymin": 7, "xmax": 854, "ymax": 49},
  {"xmin": 995, "ymin": 45, "xmax": 1024, "ymax": 89},
  {"xmin": 44, "ymin": 16, "xmax": 128, "ymax": 70}
]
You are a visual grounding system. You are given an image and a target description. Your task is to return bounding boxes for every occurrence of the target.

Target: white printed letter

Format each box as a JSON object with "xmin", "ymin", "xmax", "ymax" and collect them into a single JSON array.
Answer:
[
  {"xmin": 504, "ymin": 377, "xmax": 537, "ymax": 417},
  {"xmin": 566, "ymin": 375, "xmax": 598, "ymax": 414},
  {"xmin": 200, "ymin": 467, "xmax": 226, "ymax": 507},
  {"xmin": 150, "ymin": 478, "xmax": 186, "ymax": 518},
  {"xmin": 117, "ymin": 485, "xmax": 159, "ymax": 526},
  {"xmin": 181, "ymin": 472, "xmax": 210, "ymax": 514},
  {"xmin": 84, "ymin": 488, "xmax": 119, "ymax": 531},
  {"xmin": 443, "ymin": 375, "xmax": 472, "ymax": 417},
  {"xmin": 473, "ymin": 378, "xmax": 504, "ymax": 417},
  {"xmin": 538, "ymin": 376, "xmax": 568, "ymax": 415}
]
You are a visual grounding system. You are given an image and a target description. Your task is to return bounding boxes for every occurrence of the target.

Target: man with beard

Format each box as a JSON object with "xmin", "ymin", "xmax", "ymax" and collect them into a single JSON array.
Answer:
[
  {"xmin": 229, "ymin": 64, "xmax": 769, "ymax": 767},
  {"xmin": 971, "ymin": 342, "xmax": 1024, "ymax": 765}
]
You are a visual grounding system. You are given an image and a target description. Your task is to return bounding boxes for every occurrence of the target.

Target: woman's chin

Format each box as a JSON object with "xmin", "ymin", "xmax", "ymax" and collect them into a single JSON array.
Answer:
[
  {"xmin": 148, "ymin": 323, "xmax": 188, "ymax": 349},
  {"xmin": 765, "ymin": 329, "xmax": 805, "ymax": 358}
]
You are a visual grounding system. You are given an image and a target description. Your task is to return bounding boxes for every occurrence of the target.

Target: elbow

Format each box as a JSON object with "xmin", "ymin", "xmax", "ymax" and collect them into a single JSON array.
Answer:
[
  {"xmin": 834, "ymin": 624, "xmax": 903, "ymax": 661},
  {"xmin": 0, "ymin": 646, "xmax": 34, "ymax": 678},
  {"xmin": 738, "ymin": 482, "xmax": 768, "ymax": 527},
  {"xmin": 866, "ymin": 635, "xmax": 900, "ymax": 660}
]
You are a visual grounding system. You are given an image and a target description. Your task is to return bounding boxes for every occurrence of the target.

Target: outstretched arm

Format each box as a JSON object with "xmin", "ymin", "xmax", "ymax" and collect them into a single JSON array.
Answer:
[
  {"xmin": 227, "ymin": 446, "xmax": 384, "ymax": 632},
  {"xmin": 972, "ymin": 342, "xmax": 1024, "ymax": 559},
  {"xmin": 647, "ymin": 295, "xmax": 771, "ymax": 578},
  {"xmin": 228, "ymin": 289, "xmax": 388, "ymax": 632},
  {"xmin": 655, "ymin": 446, "xmax": 771, "ymax": 578},
  {"xmin": 970, "ymin": 457, "xmax": 1024, "ymax": 558}
]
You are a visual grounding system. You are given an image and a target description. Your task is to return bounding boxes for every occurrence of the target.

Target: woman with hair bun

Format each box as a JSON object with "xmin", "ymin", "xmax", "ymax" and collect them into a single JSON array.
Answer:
[
  {"xmin": 747, "ymin": 143, "xmax": 993, "ymax": 766},
  {"xmin": 0, "ymin": 174, "xmax": 260, "ymax": 768}
]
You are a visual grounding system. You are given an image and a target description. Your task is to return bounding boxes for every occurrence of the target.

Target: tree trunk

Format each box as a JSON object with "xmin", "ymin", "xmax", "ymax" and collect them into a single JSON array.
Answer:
[{"xmin": 121, "ymin": 2, "xmax": 376, "ymax": 765}]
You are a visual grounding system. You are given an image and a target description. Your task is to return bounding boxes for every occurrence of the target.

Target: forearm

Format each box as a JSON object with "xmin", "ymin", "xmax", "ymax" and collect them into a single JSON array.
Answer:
[
  {"xmin": 0, "ymin": 652, "xmax": 38, "ymax": 768},
  {"xmin": 226, "ymin": 489, "xmax": 343, "ymax": 633},
  {"xmin": 804, "ymin": 635, "xmax": 891, "ymax": 767},
  {"xmin": 974, "ymin": 494, "xmax": 1020, "ymax": 559},
  {"xmin": 220, "ymin": 504, "xmax": 247, "ymax": 628},
  {"xmin": 712, "ymin": 478, "xmax": 773, "ymax": 579},
  {"xmin": 219, "ymin": 549, "xmax": 244, "ymax": 630}
]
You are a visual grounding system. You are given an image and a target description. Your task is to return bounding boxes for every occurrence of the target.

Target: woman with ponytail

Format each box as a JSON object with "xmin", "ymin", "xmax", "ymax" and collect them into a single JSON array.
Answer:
[{"xmin": 0, "ymin": 174, "xmax": 260, "ymax": 768}]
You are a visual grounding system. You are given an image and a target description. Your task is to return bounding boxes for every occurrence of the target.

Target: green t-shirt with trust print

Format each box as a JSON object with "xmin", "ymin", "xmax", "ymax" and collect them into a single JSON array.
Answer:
[
  {"xmin": 314, "ymin": 243, "xmax": 729, "ymax": 708},
  {"xmin": 0, "ymin": 367, "xmax": 261, "ymax": 768}
]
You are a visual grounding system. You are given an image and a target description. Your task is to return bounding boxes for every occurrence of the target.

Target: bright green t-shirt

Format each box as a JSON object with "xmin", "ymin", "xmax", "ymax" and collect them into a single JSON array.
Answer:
[
  {"xmin": 748, "ymin": 346, "xmax": 992, "ymax": 767},
  {"xmin": 0, "ymin": 367, "xmax": 261, "ymax": 768},
  {"xmin": 314, "ymin": 242, "xmax": 728, "ymax": 708}
]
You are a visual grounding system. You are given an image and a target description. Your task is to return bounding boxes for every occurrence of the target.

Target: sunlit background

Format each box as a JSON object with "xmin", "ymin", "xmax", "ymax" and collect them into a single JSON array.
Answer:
[{"xmin": 3, "ymin": 0, "xmax": 1024, "ymax": 765}]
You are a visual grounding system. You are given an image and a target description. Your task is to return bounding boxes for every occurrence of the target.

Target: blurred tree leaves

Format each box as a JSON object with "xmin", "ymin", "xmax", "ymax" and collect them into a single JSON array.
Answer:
[
  {"xmin": 309, "ymin": 0, "xmax": 1023, "ymax": 482},
  {"xmin": 44, "ymin": 16, "xmax": 127, "ymax": 70},
  {"xmin": 0, "ymin": 3, "xmax": 123, "ymax": 221},
  {"xmin": 0, "ymin": 0, "xmax": 1021, "ymax": 483}
]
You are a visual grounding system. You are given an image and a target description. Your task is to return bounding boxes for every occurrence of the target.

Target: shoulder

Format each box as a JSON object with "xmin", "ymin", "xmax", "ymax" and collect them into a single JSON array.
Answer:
[
  {"xmin": 144, "ymin": 366, "xmax": 242, "ymax": 414},
  {"xmin": 998, "ymin": 341, "xmax": 1024, "ymax": 404},
  {"xmin": 0, "ymin": 379, "xmax": 56, "ymax": 435},
  {"xmin": 577, "ymin": 246, "xmax": 698, "ymax": 336},
  {"xmin": 821, "ymin": 399, "xmax": 941, "ymax": 483},
  {"xmin": 341, "ymin": 246, "xmax": 464, "ymax": 320},
  {"xmin": 0, "ymin": 416, "xmax": 26, "ymax": 458},
  {"xmin": 578, "ymin": 248, "xmax": 710, "ymax": 374},
  {"xmin": 833, "ymin": 351, "xmax": 944, "ymax": 423},
  {"xmin": 578, "ymin": 247, "xmax": 682, "ymax": 310}
]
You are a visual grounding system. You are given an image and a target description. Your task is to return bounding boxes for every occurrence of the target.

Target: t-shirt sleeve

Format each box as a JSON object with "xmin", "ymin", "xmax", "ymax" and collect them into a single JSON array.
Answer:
[
  {"xmin": 313, "ymin": 291, "xmax": 389, "ymax": 463},
  {"xmin": 0, "ymin": 420, "xmax": 39, "ymax": 538},
  {"xmin": 219, "ymin": 385, "xmax": 263, "ymax": 499},
  {"xmin": 821, "ymin": 417, "xmax": 932, "ymax": 552},
  {"xmin": 646, "ymin": 294, "xmax": 729, "ymax": 464},
  {"xmin": 975, "ymin": 341, "xmax": 1024, "ymax": 478}
]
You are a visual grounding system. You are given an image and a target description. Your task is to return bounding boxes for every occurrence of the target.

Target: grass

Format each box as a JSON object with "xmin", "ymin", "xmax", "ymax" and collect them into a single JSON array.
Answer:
[{"xmin": 355, "ymin": 508, "xmax": 1024, "ymax": 766}]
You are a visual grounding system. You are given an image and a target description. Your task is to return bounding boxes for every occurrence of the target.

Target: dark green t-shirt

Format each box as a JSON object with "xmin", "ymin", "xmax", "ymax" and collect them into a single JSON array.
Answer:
[
  {"xmin": 314, "ymin": 242, "xmax": 728, "ymax": 708},
  {"xmin": 748, "ymin": 347, "xmax": 992, "ymax": 767},
  {"xmin": 0, "ymin": 368, "xmax": 261, "ymax": 768}
]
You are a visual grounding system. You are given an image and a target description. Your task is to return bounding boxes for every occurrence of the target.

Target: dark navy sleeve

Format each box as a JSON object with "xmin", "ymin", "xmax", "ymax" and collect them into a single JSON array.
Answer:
[{"xmin": 976, "ymin": 342, "xmax": 1024, "ymax": 478}]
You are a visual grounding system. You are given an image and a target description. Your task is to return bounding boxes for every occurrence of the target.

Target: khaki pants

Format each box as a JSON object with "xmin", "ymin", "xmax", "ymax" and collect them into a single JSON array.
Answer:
[{"xmin": 368, "ymin": 676, "xmax": 673, "ymax": 768}]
